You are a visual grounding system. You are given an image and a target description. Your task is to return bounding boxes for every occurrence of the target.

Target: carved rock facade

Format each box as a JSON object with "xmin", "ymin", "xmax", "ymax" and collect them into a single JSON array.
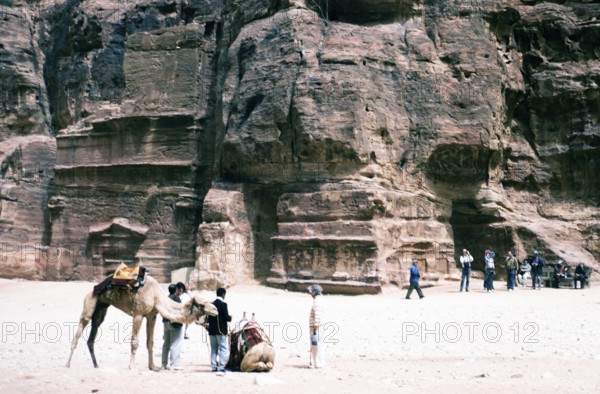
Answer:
[{"xmin": 0, "ymin": 0, "xmax": 598, "ymax": 292}]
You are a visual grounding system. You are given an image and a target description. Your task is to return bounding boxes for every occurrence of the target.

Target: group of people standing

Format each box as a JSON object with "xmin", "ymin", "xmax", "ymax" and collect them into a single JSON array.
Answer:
[
  {"xmin": 458, "ymin": 248, "xmax": 502, "ymax": 292},
  {"xmin": 161, "ymin": 283, "xmax": 232, "ymax": 372},
  {"xmin": 162, "ymin": 283, "xmax": 325, "ymax": 372},
  {"xmin": 459, "ymin": 248, "xmax": 588, "ymax": 292}
]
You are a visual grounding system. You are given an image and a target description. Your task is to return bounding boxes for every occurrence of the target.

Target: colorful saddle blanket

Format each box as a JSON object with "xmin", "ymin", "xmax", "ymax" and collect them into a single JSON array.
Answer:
[
  {"xmin": 93, "ymin": 263, "xmax": 147, "ymax": 296},
  {"xmin": 226, "ymin": 321, "xmax": 271, "ymax": 371}
]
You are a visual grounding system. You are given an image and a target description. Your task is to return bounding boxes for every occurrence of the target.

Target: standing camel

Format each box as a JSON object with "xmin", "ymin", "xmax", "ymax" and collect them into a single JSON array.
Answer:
[{"xmin": 65, "ymin": 276, "xmax": 217, "ymax": 370}]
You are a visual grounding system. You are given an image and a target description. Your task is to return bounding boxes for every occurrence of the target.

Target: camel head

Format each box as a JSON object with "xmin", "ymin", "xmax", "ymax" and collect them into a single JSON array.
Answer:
[{"xmin": 187, "ymin": 294, "xmax": 218, "ymax": 323}]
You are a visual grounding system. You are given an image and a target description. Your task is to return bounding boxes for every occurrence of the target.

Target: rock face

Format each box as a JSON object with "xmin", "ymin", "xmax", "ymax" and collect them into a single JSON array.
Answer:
[
  {"xmin": 0, "ymin": 0, "xmax": 598, "ymax": 291},
  {"xmin": 0, "ymin": 3, "xmax": 54, "ymax": 279},
  {"xmin": 49, "ymin": 20, "xmax": 213, "ymax": 280}
]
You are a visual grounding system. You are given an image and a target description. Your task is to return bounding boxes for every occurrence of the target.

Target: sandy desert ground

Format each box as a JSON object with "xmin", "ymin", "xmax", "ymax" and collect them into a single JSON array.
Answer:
[{"xmin": 1, "ymin": 277, "xmax": 599, "ymax": 393}]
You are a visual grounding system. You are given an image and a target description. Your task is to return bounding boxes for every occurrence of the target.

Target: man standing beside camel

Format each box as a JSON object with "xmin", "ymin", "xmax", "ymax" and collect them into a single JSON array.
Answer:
[
  {"xmin": 162, "ymin": 284, "xmax": 184, "ymax": 370},
  {"xmin": 208, "ymin": 287, "xmax": 232, "ymax": 373}
]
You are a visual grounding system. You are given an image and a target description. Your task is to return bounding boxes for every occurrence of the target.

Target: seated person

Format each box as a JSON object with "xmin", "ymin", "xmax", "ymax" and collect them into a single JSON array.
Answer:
[
  {"xmin": 518, "ymin": 260, "xmax": 531, "ymax": 287},
  {"xmin": 574, "ymin": 262, "xmax": 588, "ymax": 289},
  {"xmin": 553, "ymin": 260, "xmax": 570, "ymax": 288}
]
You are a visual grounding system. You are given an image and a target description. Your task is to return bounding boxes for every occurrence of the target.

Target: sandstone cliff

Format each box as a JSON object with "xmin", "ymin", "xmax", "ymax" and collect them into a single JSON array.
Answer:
[{"xmin": 0, "ymin": 0, "xmax": 598, "ymax": 293}]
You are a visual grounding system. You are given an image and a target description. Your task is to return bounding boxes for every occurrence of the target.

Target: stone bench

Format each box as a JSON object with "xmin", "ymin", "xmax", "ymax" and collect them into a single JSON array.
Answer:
[
  {"xmin": 541, "ymin": 265, "xmax": 592, "ymax": 289},
  {"xmin": 574, "ymin": 267, "xmax": 593, "ymax": 289}
]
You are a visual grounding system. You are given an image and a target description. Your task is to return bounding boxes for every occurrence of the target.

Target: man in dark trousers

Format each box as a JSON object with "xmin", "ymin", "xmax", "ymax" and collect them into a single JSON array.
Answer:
[
  {"xmin": 531, "ymin": 250, "xmax": 544, "ymax": 290},
  {"xmin": 208, "ymin": 287, "xmax": 232, "ymax": 372},
  {"xmin": 574, "ymin": 262, "xmax": 588, "ymax": 289},
  {"xmin": 459, "ymin": 249, "xmax": 473, "ymax": 292},
  {"xmin": 405, "ymin": 259, "xmax": 425, "ymax": 299}
]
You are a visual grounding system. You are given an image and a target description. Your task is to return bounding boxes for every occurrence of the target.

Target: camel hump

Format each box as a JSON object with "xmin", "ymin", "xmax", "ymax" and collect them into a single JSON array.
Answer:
[
  {"xmin": 93, "ymin": 265, "xmax": 148, "ymax": 296},
  {"xmin": 113, "ymin": 263, "xmax": 140, "ymax": 280}
]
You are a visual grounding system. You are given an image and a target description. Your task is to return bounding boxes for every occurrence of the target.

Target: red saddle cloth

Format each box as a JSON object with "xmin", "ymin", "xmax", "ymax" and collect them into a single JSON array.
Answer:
[{"xmin": 226, "ymin": 321, "xmax": 271, "ymax": 371}]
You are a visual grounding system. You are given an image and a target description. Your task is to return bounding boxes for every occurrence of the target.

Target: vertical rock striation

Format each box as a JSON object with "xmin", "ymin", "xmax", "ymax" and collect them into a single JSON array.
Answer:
[{"xmin": 0, "ymin": 2, "xmax": 54, "ymax": 279}]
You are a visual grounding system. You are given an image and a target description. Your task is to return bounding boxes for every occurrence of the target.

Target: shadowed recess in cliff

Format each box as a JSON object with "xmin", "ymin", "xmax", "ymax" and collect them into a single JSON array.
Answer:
[
  {"xmin": 450, "ymin": 199, "xmax": 514, "ymax": 277},
  {"xmin": 242, "ymin": 184, "xmax": 282, "ymax": 280},
  {"xmin": 306, "ymin": 0, "xmax": 419, "ymax": 24},
  {"xmin": 425, "ymin": 144, "xmax": 492, "ymax": 183}
]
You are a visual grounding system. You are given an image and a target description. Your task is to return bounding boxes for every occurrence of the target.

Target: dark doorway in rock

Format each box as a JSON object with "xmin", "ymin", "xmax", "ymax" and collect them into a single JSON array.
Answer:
[
  {"xmin": 450, "ymin": 200, "xmax": 514, "ymax": 279},
  {"xmin": 242, "ymin": 185, "xmax": 282, "ymax": 280},
  {"xmin": 307, "ymin": 0, "xmax": 417, "ymax": 24},
  {"xmin": 85, "ymin": 218, "xmax": 148, "ymax": 280}
]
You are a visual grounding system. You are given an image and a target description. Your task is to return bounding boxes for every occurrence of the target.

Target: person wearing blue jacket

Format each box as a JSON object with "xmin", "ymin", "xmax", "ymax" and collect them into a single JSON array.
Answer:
[
  {"xmin": 405, "ymin": 259, "xmax": 425, "ymax": 299},
  {"xmin": 531, "ymin": 250, "xmax": 544, "ymax": 290}
]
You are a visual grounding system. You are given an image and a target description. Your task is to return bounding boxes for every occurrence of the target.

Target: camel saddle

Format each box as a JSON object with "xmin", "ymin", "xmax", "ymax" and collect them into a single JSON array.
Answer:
[
  {"xmin": 226, "ymin": 320, "xmax": 271, "ymax": 371},
  {"xmin": 93, "ymin": 263, "xmax": 147, "ymax": 296}
]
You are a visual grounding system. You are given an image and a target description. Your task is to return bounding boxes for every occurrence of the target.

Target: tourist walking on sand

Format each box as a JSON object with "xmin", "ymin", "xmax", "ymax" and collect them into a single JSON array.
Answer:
[
  {"xmin": 162, "ymin": 284, "xmax": 184, "ymax": 370},
  {"xmin": 308, "ymin": 284, "xmax": 325, "ymax": 369},
  {"xmin": 208, "ymin": 287, "xmax": 232, "ymax": 373},
  {"xmin": 406, "ymin": 259, "xmax": 425, "ymax": 299},
  {"xmin": 505, "ymin": 251, "xmax": 518, "ymax": 291},
  {"xmin": 484, "ymin": 249, "xmax": 495, "ymax": 292},
  {"xmin": 459, "ymin": 249, "xmax": 473, "ymax": 292}
]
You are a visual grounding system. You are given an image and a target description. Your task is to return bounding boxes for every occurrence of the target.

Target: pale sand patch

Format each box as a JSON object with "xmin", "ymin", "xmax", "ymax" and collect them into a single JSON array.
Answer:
[{"xmin": 0, "ymin": 278, "xmax": 599, "ymax": 393}]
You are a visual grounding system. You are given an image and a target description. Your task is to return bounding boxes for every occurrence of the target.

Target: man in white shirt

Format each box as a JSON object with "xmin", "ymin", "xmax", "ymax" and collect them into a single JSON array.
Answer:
[
  {"xmin": 177, "ymin": 282, "xmax": 191, "ymax": 339},
  {"xmin": 459, "ymin": 249, "xmax": 474, "ymax": 292}
]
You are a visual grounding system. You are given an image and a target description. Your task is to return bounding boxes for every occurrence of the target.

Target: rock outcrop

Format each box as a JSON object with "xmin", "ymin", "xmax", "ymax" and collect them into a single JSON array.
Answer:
[{"xmin": 0, "ymin": 0, "xmax": 598, "ymax": 292}]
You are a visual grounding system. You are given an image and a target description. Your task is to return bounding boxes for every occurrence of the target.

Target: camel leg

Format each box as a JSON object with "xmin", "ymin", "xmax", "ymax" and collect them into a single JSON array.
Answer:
[
  {"xmin": 66, "ymin": 293, "xmax": 98, "ymax": 368},
  {"xmin": 240, "ymin": 352, "xmax": 263, "ymax": 372},
  {"xmin": 87, "ymin": 303, "xmax": 109, "ymax": 368},
  {"xmin": 128, "ymin": 314, "xmax": 144, "ymax": 370},
  {"xmin": 264, "ymin": 344, "xmax": 275, "ymax": 370},
  {"xmin": 146, "ymin": 312, "xmax": 159, "ymax": 371}
]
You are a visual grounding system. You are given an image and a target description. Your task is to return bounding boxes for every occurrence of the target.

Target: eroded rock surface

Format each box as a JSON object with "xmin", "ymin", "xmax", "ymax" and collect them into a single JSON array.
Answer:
[{"xmin": 0, "ymin": 0, "xmax": 598, "ymax": 291}]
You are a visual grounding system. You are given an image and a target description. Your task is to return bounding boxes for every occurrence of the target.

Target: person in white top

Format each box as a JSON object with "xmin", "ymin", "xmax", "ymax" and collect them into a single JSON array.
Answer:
[
  {"xmin": 308, "ymin": 284, "xmax": 324, "ymax": 369},
  {"xmin": 518, "ymin": 260, "xmax": 531, "ymax": 287},
  {"xmin": 459, "ymin": 249, "xmax": 474, "ymax": 292},
  {"xmin": 177, "ymin": 282, "xmax": 192, "ymax": 339}
]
